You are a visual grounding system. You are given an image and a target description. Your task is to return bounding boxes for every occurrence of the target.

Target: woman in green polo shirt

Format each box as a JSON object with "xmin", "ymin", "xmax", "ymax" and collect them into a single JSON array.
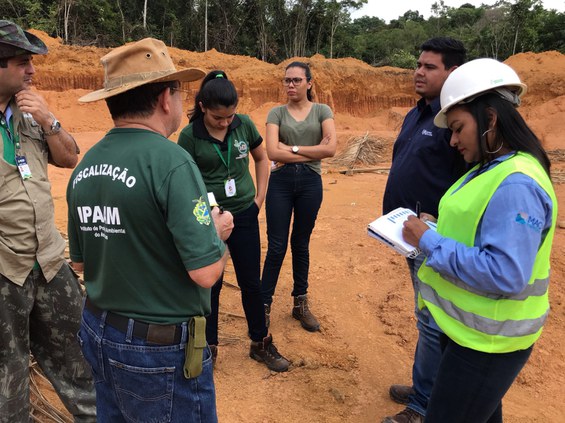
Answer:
[{"xmin": 178, "ymin": 70, "xmax": 289, "ymax": 372}]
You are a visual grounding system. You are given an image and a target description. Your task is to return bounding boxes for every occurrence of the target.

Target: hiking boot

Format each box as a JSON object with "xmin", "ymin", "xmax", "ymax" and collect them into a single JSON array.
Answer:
[
  {"xmin": 389, "ymin": 384, "xmax": 415, "ymax": 405},
  {"xmin": 209, "ymin": 345, "xmax": 218, "ymax": 366},
  {"xmin": 292, "ymin": 294, "xmax": 320, "ymax": 332},
  {"xmin": 264, "ymin": 303, "xmax": 271, "ymax": 328},
  {"xmin": 249, "ymin": 334, "xmax": 290, "ymax": 372},
  {"xmin": 382, "ymin": 408, "xmax": 423, "ymax": 423}
]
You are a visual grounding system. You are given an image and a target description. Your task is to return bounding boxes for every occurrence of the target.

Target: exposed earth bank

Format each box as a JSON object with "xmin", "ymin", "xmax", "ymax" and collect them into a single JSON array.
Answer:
[{"xmin": 31, "ymin": 31, "xmax": 565, "ymax": 422}]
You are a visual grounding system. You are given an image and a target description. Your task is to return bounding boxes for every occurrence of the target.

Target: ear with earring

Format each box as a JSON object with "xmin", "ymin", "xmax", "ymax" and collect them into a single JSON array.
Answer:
[{"xmin": 483, "ymin": 128, "xmax": 503, "ymax": 154}]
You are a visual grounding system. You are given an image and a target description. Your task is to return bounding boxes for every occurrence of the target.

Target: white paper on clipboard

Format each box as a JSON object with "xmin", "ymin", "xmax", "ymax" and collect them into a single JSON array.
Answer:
[{"xmin": 367, "ymin": 207, "xmax": 436, "ymax": 258}]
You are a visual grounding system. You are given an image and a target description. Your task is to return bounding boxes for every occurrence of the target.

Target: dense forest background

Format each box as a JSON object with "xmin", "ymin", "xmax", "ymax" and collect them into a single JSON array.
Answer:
[{"xmin": 2, "ymin": 0, "xmax": 564, "ymax": 68}]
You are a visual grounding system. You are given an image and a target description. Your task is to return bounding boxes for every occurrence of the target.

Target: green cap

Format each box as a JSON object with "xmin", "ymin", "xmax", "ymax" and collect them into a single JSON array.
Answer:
[{"xmin": 0, "ymin": 20, "xmax": 48, "ymax": 59}]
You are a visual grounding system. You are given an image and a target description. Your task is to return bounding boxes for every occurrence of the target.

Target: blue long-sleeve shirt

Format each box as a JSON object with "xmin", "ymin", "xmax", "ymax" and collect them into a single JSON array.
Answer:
[{"xmin": 419, "ymin": 153, "xmax": 553, "ymax": 297}]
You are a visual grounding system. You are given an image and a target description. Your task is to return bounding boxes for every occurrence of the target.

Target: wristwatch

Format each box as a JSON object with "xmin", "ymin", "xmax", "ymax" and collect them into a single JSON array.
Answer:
[
  {"xmin": 43, "ymin": 117, "xmax": 61, "ymax": 136},
  {"xmin": 292, "ymin": 145, "xmax": 300, "ymax": 154}
]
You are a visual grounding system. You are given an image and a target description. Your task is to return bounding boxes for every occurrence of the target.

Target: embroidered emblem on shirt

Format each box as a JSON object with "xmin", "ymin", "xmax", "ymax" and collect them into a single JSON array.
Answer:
[
  {"xmin": 193, "ymin": 196, "xmax": 212, "ymax": 225},
  {"xmin": 515, "ymin": 212, "xmax": 542, "ymax": 233},
  {"xmin": 234, "ymin": 139, "xmax": 248, "ymax": 159},
  {"xmin": 421, "ymin": 129, "xmax": 433, "ymax": 137}
]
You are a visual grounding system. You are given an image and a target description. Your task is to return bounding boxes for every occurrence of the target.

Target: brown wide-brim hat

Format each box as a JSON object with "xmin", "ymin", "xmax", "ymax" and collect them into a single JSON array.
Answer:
[
  {"xmin": 79, "ymin": 38, "xmax": 205, "ymax": 103},
  {"xmin": 0, "ymin": 20, "xmax": 48, "ymax": 59}
]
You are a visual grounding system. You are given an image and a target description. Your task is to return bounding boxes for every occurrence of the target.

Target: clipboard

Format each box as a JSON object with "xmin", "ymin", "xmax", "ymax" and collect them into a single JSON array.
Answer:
[{"xmin": 367, "ymin": 207, "xmax": 436, "ymax": 258}]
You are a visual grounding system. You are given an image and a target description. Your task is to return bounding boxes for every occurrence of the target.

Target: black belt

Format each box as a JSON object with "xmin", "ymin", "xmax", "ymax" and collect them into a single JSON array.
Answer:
[{"xmin": 84, "ymin": 297, "xmax": 183, "ymax": 345}]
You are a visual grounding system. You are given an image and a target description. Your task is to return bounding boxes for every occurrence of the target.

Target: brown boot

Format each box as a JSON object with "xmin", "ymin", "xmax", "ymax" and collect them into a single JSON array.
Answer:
[
  {"xmin": 389, "ymin": 384, "xmax": 415, "ymax": 405},
  {"xmin": 292, "ymin": 294, "xmax": 320, "ymax": 332},
  {"xmin": 249, "ymin": 334, "xmax": 290, "ymax": 372},
  {"xmin": 382, "ymin": 408, "xmax": 423, "ymax": 423}
]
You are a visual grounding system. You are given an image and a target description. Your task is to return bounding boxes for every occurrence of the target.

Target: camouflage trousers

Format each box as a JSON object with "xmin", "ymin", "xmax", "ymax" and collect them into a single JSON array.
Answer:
[{"xmin": 0, "ymin": 263, "xmax": 96, "ymax": 422}]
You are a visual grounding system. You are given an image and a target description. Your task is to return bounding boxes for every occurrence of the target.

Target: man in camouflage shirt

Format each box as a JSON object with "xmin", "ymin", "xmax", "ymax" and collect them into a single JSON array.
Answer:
[{"xmin": 0, "ymin": 20, "xmax": 95, "ymax": 421}]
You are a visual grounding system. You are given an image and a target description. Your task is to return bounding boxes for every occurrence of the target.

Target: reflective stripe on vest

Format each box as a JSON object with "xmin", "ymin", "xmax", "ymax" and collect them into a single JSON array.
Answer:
[{"xmin": 418, "ymin": 152, "xmax": 557, "ymax": 353}]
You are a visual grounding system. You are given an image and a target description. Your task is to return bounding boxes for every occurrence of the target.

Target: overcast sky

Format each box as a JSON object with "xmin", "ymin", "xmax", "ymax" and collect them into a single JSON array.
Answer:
[{"xmin": 351, "ymin": 0, "xmax": 565, "ymax": 22}]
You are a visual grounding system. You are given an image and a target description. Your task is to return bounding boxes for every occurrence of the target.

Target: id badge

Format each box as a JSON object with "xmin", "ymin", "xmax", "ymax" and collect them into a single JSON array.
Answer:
[
  {"xmin": 16, "ymin": 155, "xmax": 33, "ymax": 180},
  {"xmin": 224, "ymin": 178, "xmax": 236, "ymax": 197}
]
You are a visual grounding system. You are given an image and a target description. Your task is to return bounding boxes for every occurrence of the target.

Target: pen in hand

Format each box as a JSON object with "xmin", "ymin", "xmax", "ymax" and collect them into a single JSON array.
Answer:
[{"xmin": 416, "ymin": 201, "xmax": 421, "ymax": 218}]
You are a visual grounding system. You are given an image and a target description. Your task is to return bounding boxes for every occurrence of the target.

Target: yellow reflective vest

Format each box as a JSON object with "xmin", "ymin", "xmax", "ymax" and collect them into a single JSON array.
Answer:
[{"xmin": 418, "ymin": 152, "xmax": 557, "ymax": 353}]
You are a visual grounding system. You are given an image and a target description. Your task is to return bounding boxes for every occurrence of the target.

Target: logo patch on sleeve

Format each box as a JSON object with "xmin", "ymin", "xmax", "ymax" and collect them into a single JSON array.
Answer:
[
  {"xmin": 193, "ymin": 196, "xmax": 212, "ymax": 225},
  {"xmin": 515, "ymin": 212, "xmax": 542, "ymax": 233}
]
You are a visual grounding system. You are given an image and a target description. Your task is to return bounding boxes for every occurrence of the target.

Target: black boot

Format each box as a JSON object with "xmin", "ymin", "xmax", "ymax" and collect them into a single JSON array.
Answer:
[
  {"xmin": 249, "ymin": 334, "xmax": 290, "ymax": 372},
  {"xmin": 292, "ymin": 294, "xmax": 320, "ymax": 332}
]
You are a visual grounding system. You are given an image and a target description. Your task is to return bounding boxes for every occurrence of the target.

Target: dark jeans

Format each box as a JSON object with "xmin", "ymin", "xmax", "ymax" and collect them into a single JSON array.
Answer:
[
  {"xmin": 261, "ymin": 164, "xmax": 323, "ymax": 305},
  {"xmin": 406, "ymin": 255, "xmax": 442, "ymax": 416},
  {"xmin": 206, "ymin": 201, "xmax": 267, "ymax": 344},
  {"xmin": 425, "ymin": 334, "xmax": 533, "ymax": 423}
]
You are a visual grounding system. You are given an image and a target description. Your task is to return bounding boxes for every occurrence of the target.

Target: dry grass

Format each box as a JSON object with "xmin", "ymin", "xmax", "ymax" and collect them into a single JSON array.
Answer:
[
  {"xmin": 551, "ymin": 169, "xmax": 565, "ymax": 184},
  {"xmin": 548, "ymin": 150, "xmax": 565, "ymax": 184},
  {"xmin": 327, "ymin": 132, "xmax": 389, "ymax": 174},
  {"xmin": 548, "ymin": 149, "xmax": 565, "ymax": 162},
  {"xmin": 29, "ymin": 359, "xmax": 72, "ymax": 423}
]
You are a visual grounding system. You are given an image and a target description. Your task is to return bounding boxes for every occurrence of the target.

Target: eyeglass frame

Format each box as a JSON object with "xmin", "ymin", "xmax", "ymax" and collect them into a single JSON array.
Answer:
[
  {"xmin": 170, "ymin": 86, "xmax": 192, "ymax": 100},
  {"xmin": 282, "ymin": 77, "xmax": 310, "ymax": 87}
]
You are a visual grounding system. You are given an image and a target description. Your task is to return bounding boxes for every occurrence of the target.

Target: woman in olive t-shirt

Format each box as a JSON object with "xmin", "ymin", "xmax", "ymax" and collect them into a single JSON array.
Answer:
[{"xmin": 261, "ymin": 61, "xmax": 337, "ymax": 333}]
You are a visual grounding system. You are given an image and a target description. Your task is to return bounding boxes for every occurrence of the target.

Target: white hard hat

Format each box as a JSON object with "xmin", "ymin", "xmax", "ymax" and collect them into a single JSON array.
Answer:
[{"xmin": 434, "ymin": 58, "xmax": 527, "ymax": 128}]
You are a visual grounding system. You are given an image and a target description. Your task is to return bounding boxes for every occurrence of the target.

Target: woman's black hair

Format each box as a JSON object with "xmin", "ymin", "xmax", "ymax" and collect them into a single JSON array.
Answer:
[
  {"xmin": 189, "ymin": 70, "xmax": 238, "ymax": 122},
  {"xmin": 285, "ymin": 61, "xmax": 313, "ymax": 101},
  {"xmin": 463, "ymin": 92, "xmax": 551, "ymax": 176}
]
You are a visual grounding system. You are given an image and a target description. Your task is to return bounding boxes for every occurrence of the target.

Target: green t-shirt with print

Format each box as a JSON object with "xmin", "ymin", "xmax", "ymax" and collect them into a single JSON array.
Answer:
[
  {"xmin": 178, "ymin": 114, "xmax": 262, "ymax": 215},
  {"xmin": 67, "ymin": 128, "xmax": 225, "ymax": 324},
  {"xmin": 267, "ymin": 103, "xmax": 333, "ymax": 175}
]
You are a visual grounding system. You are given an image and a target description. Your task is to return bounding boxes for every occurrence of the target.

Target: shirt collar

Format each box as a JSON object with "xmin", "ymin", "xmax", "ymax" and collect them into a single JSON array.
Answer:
[
  {"xmin": 193, "ymin": 114, "xmax": 242, "ymax": 143},
  {"xmin": 4, "ymin": 105, "xmax": 12, "ymax": 123},
  {"xmin": 416, "ymin": 97, "xmax": 441, "ymax": 115}
]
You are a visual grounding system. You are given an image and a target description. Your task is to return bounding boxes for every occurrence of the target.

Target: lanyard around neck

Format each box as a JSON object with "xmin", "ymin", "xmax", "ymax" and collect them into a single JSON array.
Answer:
[{"xmin": 212, "ymin": 134, "xmax": 232, "ymax": 177}]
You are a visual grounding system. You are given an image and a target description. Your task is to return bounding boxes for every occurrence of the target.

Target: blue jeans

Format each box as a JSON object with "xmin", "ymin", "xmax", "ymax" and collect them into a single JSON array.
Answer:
[
  {"xmin": 405, "ymin": 255, "xmax": 442, "ymax": 417},
  {"xmin": 206, "ymin": 202, "xmax": 267, "ymax": 344},
  {"xmin": 261, "ymin": 164, "xmax": 323, "ymax": 305},
  {"xmin": 79, "ymin": 307, "xmax": 217, "ymax": 423},
  {"xmin": 426, "ymin": 334, "xmax": 533, "ymax": 423}
]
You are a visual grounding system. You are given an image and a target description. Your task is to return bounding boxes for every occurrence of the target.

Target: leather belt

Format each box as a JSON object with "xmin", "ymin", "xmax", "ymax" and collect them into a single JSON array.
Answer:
[{"xmin": 84, "ymin": 297, "xmax": 183, "ymax": 345}]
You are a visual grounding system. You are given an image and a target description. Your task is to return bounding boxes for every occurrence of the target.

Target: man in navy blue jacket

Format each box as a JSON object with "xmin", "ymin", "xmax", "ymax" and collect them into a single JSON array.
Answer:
[{"xmin": 381, "ymin": 37, "xmax": 466, "ymax": 423}]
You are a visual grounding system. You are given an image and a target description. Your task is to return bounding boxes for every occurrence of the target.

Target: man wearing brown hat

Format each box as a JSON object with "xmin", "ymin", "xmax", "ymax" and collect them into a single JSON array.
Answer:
[
  {"xmin": 67, "ymin": 38, "xmax": 233, "ymax": 422},
  {"xmin": 0, "ymin": 20, "xmax": 96, "ymax": 421}
]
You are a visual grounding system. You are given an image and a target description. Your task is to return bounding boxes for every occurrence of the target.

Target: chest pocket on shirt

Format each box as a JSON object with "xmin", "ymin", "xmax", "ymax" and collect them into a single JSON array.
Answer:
[{"xmin": 19, "ymin": 127, "xmax": 49, "ymax": 179}]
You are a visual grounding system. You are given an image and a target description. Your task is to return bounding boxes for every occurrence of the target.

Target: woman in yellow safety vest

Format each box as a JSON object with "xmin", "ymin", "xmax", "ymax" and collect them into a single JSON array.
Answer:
[{"xmin": 402, "ymin": 58, "xmax": 557, "ymax": 423}]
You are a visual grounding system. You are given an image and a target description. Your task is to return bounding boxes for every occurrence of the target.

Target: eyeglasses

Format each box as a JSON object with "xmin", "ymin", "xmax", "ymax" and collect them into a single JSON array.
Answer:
[
  {"xmin": 282, "ymin": 77, "xmax": 307, "ymax": 86},
  {"xmin": 170, "ymin": 86, "xmax": 191, "ymax": 100}
]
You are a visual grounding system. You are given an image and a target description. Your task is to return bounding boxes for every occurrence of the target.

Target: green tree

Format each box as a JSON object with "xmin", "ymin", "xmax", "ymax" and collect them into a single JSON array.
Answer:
[
  {"xmin": 537, "ymin": 9, "xmax": 565, "ymax": 53},
  {"xmin": 388, "ymin": 49, "xmax": 417, "ymax": 69},
  {"xmin": 510, "ymin": 0, "xmax": 543, "ymax": 54}
]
